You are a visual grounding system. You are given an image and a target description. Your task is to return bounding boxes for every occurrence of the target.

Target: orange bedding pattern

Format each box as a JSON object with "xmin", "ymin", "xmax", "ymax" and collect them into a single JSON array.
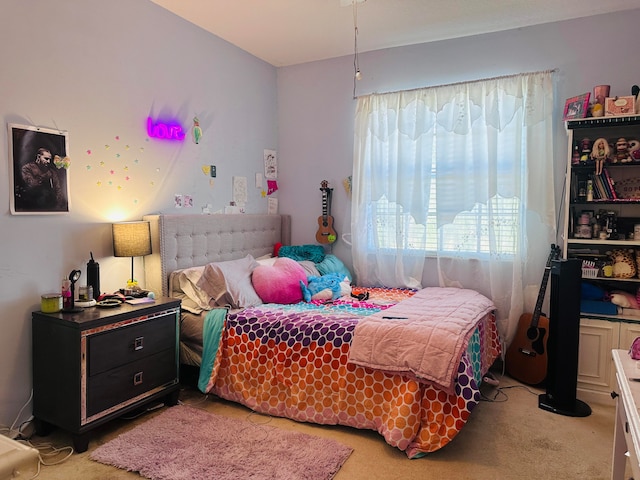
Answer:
[{"xmin": 204, "ymin": 287, "xmax": 501, "ymax": 457}]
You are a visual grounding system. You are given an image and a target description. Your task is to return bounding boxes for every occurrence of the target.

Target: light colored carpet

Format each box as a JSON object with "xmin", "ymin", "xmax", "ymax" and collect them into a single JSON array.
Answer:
[
  {"xmin": 90, "ymin": 404, "xmax": 351, "ymax": 480},
  {"xmin": 29, "ymin": 374, "xmax": 624, "ymax": 479}
]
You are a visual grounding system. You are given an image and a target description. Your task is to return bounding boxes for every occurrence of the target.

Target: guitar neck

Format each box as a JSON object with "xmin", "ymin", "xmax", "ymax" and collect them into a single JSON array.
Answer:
[
  {"xmin": 321, "ymin": 190, "xmax": 328, "ymax": 219},
  {"xmin": 530, "ymin": 268, "xmax": 551, "ymax": 326},
  {"xmin": 530, "ymin": 245, "xmax": 559, "ymax": 328},
  {"xmin": 320, "ymin": 187, "xmax": 332, "ymax": 219}
]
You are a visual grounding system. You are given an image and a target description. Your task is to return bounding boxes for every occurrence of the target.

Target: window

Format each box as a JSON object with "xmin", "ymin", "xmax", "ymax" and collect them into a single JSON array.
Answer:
[
  {"xmin": 370, "ymin": 187, "xmax": 521, "ymax": 258},
  {"xmin": 351, "ymin": 71, "xmax": 555, "ymax": 344}
]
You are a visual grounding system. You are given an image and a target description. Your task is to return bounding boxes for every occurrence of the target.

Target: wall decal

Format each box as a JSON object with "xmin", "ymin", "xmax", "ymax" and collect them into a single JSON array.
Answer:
[
  {"xmin": 233, "ymin": 176, "xmax": 248, "ymax": 206},
  {"xmin": 84, "ymin": 133, "xmax": 155, "ymax": 206},
  {"xmin": 264, "ymin": 149, "xmax": 277, "ymax": 179},
  {"xmin": 343, "ymin": 175, "xmax": 352, "ymax": 198},
  {"xmin": 268, "ymin": 197, "xmax": 278, "ymax": 214}
]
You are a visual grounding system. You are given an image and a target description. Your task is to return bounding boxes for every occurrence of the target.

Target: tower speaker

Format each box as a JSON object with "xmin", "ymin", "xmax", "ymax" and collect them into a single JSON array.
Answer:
[{"xmin": 538, "ymin": 258, "xmax": 591, "ymax": 417}]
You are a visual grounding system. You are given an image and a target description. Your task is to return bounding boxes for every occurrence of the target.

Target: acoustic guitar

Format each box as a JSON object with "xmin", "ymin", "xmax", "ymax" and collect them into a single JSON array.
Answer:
[
  {"xmin": 316, "ymin": 180, "xmax": 337, "ymax": 244},
  {"xmin": 505, "ymin": 244, "xmax": 560, "ymax": 386}
]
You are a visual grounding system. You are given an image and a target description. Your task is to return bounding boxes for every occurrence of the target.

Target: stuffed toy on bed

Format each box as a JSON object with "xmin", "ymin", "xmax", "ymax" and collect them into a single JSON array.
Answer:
[{"xmin": 300, "ymin": 273, "xmax": 351, "ymax": 302}]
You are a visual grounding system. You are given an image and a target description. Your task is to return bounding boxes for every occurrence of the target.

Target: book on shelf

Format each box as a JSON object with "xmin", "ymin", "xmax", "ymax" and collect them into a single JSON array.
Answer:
[
  {"xmin": 602, "ymin": 167, "xmax": 618, "ymax": 199},
  {"xmin": 584, "ymin": 168, "xmax": 619, "ymax": 200},
  {"xmin": 591, "ymin": 174, "xmax": 607, "ymax": 199}
]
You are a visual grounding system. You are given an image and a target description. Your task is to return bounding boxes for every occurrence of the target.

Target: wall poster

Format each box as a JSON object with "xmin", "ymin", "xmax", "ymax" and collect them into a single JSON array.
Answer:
[{"xmin": 8, "ymin": 123, "xmax": 70, "ymax": 215}]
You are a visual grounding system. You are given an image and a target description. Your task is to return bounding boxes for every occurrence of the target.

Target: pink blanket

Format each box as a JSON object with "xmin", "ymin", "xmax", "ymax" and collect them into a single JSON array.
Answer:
[{"xmin": 347, "ymin": 287, "xmax": 495, "ymax": 394}]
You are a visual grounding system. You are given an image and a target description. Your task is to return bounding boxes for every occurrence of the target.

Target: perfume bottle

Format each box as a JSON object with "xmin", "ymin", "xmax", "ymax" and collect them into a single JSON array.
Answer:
[{"xmin": 61, "ymin": 278, "xmax": 72, "ymax": 310}]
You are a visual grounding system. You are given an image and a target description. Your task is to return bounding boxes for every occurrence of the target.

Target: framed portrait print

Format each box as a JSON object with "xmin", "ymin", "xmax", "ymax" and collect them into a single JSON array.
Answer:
[
  {"xmin": 563, "ymin": 93, "xmax": 590, "ymax": 120},
  {"xmin": 8, "ymin": 123, "xmax": 70, "ymax": 215}
]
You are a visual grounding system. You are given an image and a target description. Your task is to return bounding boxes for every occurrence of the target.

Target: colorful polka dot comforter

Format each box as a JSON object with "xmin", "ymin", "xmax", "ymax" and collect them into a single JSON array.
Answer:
[{"xmin": 200, "ymin": 286, "xmax": 501, "ymax": 458}]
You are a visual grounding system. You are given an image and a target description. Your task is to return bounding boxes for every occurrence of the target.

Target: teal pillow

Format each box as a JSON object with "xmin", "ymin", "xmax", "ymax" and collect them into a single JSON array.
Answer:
[{"xmin": 315, "ymin": 254, "xmax": 352, "ymax": 282}]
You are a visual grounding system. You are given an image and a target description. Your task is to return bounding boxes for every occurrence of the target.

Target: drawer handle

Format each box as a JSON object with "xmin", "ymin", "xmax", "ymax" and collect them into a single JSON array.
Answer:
[
  {"xmin": 133, "ymin": 371, "xmax": 143, "ymax": 386},
  {"xmin": 134, "ymin": 336, "xmax": 144, "ymax": 351}
]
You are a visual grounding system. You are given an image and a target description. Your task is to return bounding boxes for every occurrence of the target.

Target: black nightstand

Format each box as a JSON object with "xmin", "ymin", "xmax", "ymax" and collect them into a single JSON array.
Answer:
[{"xmin": 31, "ymin": 297, "xmax": 181, "ymax": 453}]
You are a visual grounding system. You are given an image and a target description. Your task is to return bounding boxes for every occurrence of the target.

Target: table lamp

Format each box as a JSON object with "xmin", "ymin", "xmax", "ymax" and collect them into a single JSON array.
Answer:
[{"xmin": 112, "ymin": 221, "xmax": 152, "ymax": 288}]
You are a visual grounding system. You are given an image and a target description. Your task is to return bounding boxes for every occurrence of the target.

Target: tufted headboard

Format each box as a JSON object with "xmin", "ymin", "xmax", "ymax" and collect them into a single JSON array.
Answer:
[{"xmin": 142, "ymin": 214, "xmax": 291, "ymax": 297}]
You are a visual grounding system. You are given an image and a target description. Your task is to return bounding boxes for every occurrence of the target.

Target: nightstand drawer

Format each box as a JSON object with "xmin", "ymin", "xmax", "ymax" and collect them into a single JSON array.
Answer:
[
  {"xmin": 87, "ymin": 348, "xmax": 177, "ymax": 417},
  {"xmin": 88, "ymin": 313, "xmax": 175, "ymax": 375}
]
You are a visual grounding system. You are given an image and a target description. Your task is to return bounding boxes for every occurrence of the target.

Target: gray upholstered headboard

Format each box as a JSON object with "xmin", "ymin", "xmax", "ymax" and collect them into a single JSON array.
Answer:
[{"xmin": 142, "ymin": 214, "xmax": 291, "ymax": 297}]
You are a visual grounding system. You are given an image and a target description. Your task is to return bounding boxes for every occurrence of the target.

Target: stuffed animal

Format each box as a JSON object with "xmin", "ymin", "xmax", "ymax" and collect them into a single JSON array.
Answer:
[
  {"xmin": 300, "ymin": 273, "xmax": 351, "ymax": 302},
  {"xmin": 609, "ymin": 248, "xmax": 637, "ymax": 279},
  {"xmin": 613, "ymin": 138, "xmax": 633, "ymax": 163}
]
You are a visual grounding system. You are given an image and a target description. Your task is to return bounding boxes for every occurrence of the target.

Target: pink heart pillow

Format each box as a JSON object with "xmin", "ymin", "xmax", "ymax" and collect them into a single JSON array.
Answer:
[{"xmin": 252, "ymin": 257, "xmax": 308, "ymax": 304}]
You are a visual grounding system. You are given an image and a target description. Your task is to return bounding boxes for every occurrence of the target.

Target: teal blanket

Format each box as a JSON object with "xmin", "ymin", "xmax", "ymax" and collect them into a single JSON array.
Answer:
[
  {"xmin": 277, "ymin": 244, "xmax": 326, "ymax": 263},
  {"xmin": 198, "ymin": 308, "xmax": 228, "ymax": 393}
]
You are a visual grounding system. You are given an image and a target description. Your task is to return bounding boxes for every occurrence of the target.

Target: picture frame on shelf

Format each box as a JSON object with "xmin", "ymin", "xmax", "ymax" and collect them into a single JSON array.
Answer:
[
  {"xmin": 563, "ymin": 93, "xmax": 591, "ymax": 120},
  {"xmin": 8, "ymin": 123, "xmax": 70, "ymax": 215},
  {"xmin": 605, "ymin": 96, "xmax": 636, "ymax": 117}
]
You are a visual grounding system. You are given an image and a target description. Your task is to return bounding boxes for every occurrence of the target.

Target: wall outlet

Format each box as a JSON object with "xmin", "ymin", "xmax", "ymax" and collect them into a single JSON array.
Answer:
[{"xmin": 210, "ymin": 165, "xmax": 216, "ymax": 177}]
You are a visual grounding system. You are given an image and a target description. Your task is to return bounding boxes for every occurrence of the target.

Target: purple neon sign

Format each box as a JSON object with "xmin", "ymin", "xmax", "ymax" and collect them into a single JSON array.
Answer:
[{"xmin": 147, "ymin": 117, "xmax": 185, "ymax": 141}]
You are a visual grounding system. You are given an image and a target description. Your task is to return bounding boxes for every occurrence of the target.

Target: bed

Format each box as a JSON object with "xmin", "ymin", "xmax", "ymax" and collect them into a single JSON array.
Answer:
[{"xmin": 143, "ymin": 213, "xmax": 501, "ymax": 458}]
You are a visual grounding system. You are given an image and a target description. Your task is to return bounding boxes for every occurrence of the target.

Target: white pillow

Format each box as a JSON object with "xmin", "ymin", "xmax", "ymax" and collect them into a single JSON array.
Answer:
[
  {"xmin": 256, "ymin": 257, "xmax": 278, "ymax": 267},
  {"xmin": 196, "ymin": 255, "xmax": 263, "ymax": 308},
  {"xmin": 170, "ymin": 266, "xmax": 212, "ymax": 314}
]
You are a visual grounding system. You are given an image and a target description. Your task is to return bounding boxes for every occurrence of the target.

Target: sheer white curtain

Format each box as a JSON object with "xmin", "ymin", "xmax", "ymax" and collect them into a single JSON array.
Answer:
[{"xmin": 351, "ymin": 71, "xmax": 556, "ymax": 344}]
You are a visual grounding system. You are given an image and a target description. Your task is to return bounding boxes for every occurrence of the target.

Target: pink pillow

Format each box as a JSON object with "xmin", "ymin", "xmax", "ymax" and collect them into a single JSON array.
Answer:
[{"xmin": 252, "ymin": 257, "xmax": 308, "ymax": 304}]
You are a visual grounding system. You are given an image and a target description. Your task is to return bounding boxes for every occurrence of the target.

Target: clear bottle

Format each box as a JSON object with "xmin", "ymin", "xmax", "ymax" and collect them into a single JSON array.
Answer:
[{"xmin": 586, "ymin": 180, "xmax": 593, "ymax": 202}]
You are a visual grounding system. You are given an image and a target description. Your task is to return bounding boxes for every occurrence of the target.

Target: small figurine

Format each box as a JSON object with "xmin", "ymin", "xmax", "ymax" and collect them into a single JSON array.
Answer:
[
  {"xmin": 580, "ymin": 137, "xmax": 592, "ymax": 162},
  {"xmin": 192, "ymin": 116, "xmax": 202, "ymax": 144},
  {"xmin": 571, "ymin": 144, "xmax": 581, "ymax": 165},
  {"xmin": 613, "ymin": 137, "xmax": 632, "ymax": 163},
  {"xmin": 590, "ymin": 137, "xmax": 610, "ymax": 174}
]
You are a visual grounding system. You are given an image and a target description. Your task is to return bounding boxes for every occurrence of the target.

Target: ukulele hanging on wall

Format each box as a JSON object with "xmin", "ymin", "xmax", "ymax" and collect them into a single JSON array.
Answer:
[{"xmin": 316, "ymin": 180, "xmax": 337, "ymax": 244}]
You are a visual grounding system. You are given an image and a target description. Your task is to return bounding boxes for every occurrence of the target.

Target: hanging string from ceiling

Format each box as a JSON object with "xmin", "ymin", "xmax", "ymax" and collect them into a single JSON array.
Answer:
[
  {"xmin": 351, "ymin": 0, "xmax": 366, "ymax": 98},
  {"xmin": 353, "ymin": 0, "xmax": 362, "ymax": 82}
]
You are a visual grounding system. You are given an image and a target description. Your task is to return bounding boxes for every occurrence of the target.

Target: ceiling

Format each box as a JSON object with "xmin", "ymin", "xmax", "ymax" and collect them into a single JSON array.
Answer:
[{"xmin": 150, "ymin": 0, "xmax": 639, "ymax": 67}]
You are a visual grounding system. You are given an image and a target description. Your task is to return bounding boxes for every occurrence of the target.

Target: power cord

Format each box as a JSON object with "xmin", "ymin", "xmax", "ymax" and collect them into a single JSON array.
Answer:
[
  {"xmin": 0, "ymin": 390, "xmax": 34, "ymax": 440},
  {"xmin": 19, "ymin": 438, "xmax": 74, "ymax": 479},
  {"xmin": 480, "ymin": 377, "xmax": 542, "ymax": 402}
]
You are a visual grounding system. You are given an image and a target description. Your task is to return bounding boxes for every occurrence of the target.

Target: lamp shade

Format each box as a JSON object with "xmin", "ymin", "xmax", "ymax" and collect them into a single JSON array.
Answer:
[{"xmin": 112, "ymin": 221, "xmax": 152, "ymax": 258}]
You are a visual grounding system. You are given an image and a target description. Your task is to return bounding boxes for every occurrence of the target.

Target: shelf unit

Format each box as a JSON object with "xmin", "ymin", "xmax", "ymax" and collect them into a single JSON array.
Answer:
[{"xmin": 562, "ymin": 114, "xmax": 640, "ymax": 403}]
